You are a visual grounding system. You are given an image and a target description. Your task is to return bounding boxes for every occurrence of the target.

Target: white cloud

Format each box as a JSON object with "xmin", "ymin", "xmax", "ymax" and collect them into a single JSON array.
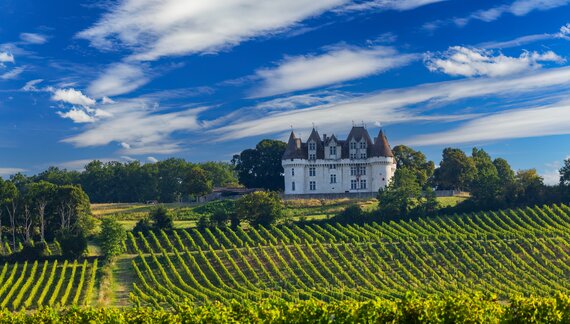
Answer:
[
  {"xmin": 62, "ymin": 99, "xmax": 206, "ymax": 155},
  {"xmin": 425, "ymin": 46, "xmax": 564, "ymax": 77},
  {"xmin": 101, "ymin": 96, "xmax": 115, "ymax": 104},
  {"xmin": 0, "ymin": 51, "xmax": 14, "ymax": 64},
  {"xmin": 147, "ymin": 156, "xmax": 158, "ymax": 163},
  {"xmin": 252, "ymin": 45, "xmax": 418, "ymax": 97},
  {"xmin": 57, "ymin": 108, "xmax": 97, "ymax": 123},
  {"xmin": 255, "ymin": 91, "xmax": 353, "ymax": 111},
  {"xmin": 88, "ymin": 63, "xmax": 149, "ymax": 98},
  {"xmin": 22, "ymin": 79, "xmax": 45, "ymax": 91},
  {"xmin": 19, "ymin": 33, "xmax": 48, "ymax": 44},
  {"xmin": 0, "ymin": 168, "xmax": 25, "ymax": 177},
  {"xmin": 120, "ymin": 142, "xmax": 131, "ymax": 149},
  {"xmin": 339, "ymin": 0, "xmax": 445, "ymax": 11},
  {"xmin": 77, "ymin": 0, "xmax": 349, "ymax": 61},
  {"xmin": 407, "ymin": 102, "xmax": 570, "ymax": 146},
  {"xmin": 51, "ymin": 88, "xmax": 96, "ymax": 106},
  {"xmin": 209, "ymin": 65, "xmax": 570, "ymax": 141},
  {"xmin": 0, "ymin": 66, "xmax": 25, "ymax": 80}
]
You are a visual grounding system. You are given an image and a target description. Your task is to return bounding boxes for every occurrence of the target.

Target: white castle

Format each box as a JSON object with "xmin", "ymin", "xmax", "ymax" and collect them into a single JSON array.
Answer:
[{"xmin": 282, "ymin": 126, "xmax": 397, "ymax": 196}]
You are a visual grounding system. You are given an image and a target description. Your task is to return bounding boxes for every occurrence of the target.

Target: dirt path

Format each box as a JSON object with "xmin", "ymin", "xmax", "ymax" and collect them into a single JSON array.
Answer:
[{"xmin": 111, "ymin": 255, "xmax": 137, "ymax": 307}]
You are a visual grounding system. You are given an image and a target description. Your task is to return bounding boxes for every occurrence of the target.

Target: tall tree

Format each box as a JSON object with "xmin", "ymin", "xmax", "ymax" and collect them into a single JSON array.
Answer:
[
  {"xmin": 26, "ymin": 181, "xmax": 56, "ymax": 242},
  {"xmin": 392, "ymin": 145, "xmax": 435, "ymax": 187},
  {"xmin": 1, "ymin": 181, "xmax": 19, "ymax": 248},
  {"xmin": 433, "ymin": 148, "xmax": 476, "ymax": 191},
  {"xmin": 560, "ymin": 158, "xmax": 570, "ymax": 186},
  {"xmin": 469, "ymin": 148, "xmax": 500, "ymax": 206},
  {"xmin": 232, "ymin": 139, "xmax": 286, "ymax": 191},
  {"xmin": 377, "ymin": 168, "xmax": 423, "ymax": 218},
  {"xmin": 183, "ymin": 166, "xmax": 213, "ymax": 199}
]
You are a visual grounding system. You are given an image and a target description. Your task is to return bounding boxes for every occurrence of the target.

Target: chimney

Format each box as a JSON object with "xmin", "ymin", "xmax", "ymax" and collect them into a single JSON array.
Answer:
[{"xmin": 323, "ymin": 134, "xmax": 327, "ymax": 142}]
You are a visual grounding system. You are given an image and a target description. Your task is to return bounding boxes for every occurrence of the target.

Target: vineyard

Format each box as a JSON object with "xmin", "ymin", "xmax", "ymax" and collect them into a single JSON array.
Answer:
[
  {"xmin": 127, "ymin": 203, "xmax": 570, "ymax": 308},
  {"xmin": 0, "ymin": 258, "xmax": 98, "ymax": 310}
]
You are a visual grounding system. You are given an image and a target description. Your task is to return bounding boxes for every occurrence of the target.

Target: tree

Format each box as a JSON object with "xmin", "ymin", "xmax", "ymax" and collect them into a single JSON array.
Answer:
[
  {"xmin": 99, "ymin": 218, "xmax": 127, "ymax": 259},
  {"xmin": 149, "ymin": 206, "xmax": 174, "ymax": 230},
  {"xmin": 392, "ymin": 145, "xmax": 435, "ymax": 187},
  {"xmin": 560, "ymin": 158, "xmax": 570, "ymax": 186},
  {"xmin": 200, "ymin": 162, "xmax": 239, "ymax": 187},
  {"xmin": 469, "ymin": 148, "xmax": 501, "ymax": 207},
  {"xmin": 235, "ymin": 191, "xmax": 284, "ymax": 226},
  {"xmin": 0, "ymin": 181, "xmax": 19, "ymax": 248},
  {"xmin": 232, "ymin": 139, "xmax": 287, "ymax": 191},
  {"xmin": 183, "ymin": 166, "xmax": 213, "ymax": 199},
  {"xmin": 26, "ymin": 181, "xmax": 56, "ymax": 242},
  {"xmin": 433, "ymin": 148, "xmax": 476, "ymax": 191},
  {"xmin": 377, "ymin": 168, "xmax": 422, "ymax": 218},
  {"xmin": 51, "ymin": 185, "xmax": 93, "ymax": 239},
  {"xmin": 514, "ymin": 169, "xmax": 544, "ymax": 204},
  {"xmin": 58, "ymin": 229, "xmax": 88, "ymax": 258}
]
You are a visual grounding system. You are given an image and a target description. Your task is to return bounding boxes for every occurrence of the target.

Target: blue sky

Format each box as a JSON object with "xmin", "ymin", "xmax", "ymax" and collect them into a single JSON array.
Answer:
[{"xmin": 1, "ymin": 0, "xmax": 570, "ymax": 183}]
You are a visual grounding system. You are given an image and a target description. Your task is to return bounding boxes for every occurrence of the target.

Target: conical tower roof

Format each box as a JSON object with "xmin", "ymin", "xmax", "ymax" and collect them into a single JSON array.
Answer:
[
  {"xmin": 372, "ymin": 129, "xmax": 394, "ymax": 157},
  {"xmin": 282, "ymin": 131, "xmax": 303, "ymax": 159}
]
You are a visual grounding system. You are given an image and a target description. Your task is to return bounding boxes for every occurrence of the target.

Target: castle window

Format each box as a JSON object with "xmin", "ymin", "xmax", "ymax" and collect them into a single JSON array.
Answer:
[
  {"xmin": 351, "ymin": 180, "xmax": 357, "ymax": 190},
  {"xmin": 350, "ymin": 142, "xmax": 357, "ymax": 149},
  {"xmin": 309, "ymin": 181, "xmax": 316, "ymax": 191},
  {"xmin": 309, "ymin": 167, "xmax": 316, "ymax": 177},
  {"xmin": 329, "ymin": 164, "xmax": 336, "ymax": 170},
  {"xmin": 292, "ymin": 182, "xmax": 296, "ymax": 191},
  {"xmin": 350, "ymin": 153, "xmax": 357, "ymax": 159},
  {"xmin": 360, "ymin": 179, "xmax": 367, "ymax": 189},
  {"xmin": 350, "ymin": 166, "xmax": 357, "ymax": 176},
  {"xmin": 291, "ymin": 168, "xmax": 295, "ymax": 176},
  {"xmin": 330, "ymin": 174, "xmax": 337, "ymax": 184},
  {"xmin": 308, "ymin": 142, "xmax": 316, "ymax": 150},
  {"xmin": 329, "ymin": 146, "xmax": 337, "ymax": 155},
  {"xmin": 359, "ymin": 141, "xmax": 366, "ymax": 149},
  {"xmin": 309, "ymin": 153, "xmax": 316, "ymax": 160},
  {"xmin": 359, "ymin": 166, "xmax": 366, "ymax": 175},
  {"xmin": 360, "ymin": 153, "xmax": 367, "ymax": 159}
]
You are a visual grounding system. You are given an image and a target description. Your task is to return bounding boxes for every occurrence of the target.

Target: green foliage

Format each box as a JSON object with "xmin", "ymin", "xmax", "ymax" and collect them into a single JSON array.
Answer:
[
  {"xmin": 334, "ymin": 204, "xmax": 365, "ymax": 223},
  {"xmin": 57, "ymin": 230, "xmax": 88, "ymax": 258},
  {"xmin": 232, "ymin": 139, "xmax": 287, "ymax": 190},
  {"xmin": 433, "ymin": 147, "xmax": 476, "ymax": 191},
  {"xmin": 377, "ymin": 168, "xmax": 423, "ymax": 218},
  {"xmin": 183, "ymin": 166, "xmax": 213, "ymax": 198},
  {"xmin": 14, "ymin": 241, "xmax": 51, "ymax": 260},
  {"xmin": 133, "ymin": 217, "xmax": 153, "ymax": 234},
  {"xmin": 235, "ymin": 191, "xmax": 284, "ymax": 226},
  {"xmin": 393, "ymin": 145, "xmax": 435, "ymax": 188},
  {"xmin": 561, "ymin": 158, "xmax": 570, "ymax": 186},
  {"xmin": 99, "ymin": 217, "xmax": 127, "ymax": 258},
  {"xmin": 149, "ymin": 206, "xmax": 174, "ymax": 230}
]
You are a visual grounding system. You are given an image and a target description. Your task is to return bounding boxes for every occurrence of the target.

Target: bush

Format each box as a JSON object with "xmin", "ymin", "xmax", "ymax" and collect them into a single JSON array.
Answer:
[
  {"xmin": 235, "ymin": 191, "xmax": 284, "ymax": 226},
  {"xmin": 150, "ymin": 206, "xmax": 174, "ymax": 230},
  {"xmin": 334, "ymin": 205, "xmax": 364, "ymax": 223},
  {"xmin": 197, "ymin": 215, "xmax": 211, "ymax": 229},
  {"xmin": 133, "ymin": 217, "xmax": 152, "ymax": 234},
  {"xmin": 13, "ymin": 241, "xmax": 51, "ymax": 260},
  {"xmin": 58, "ymin": 230, "xmax": 88, "ymax": 258},
  {"xmin": 99, "ymin": 218, "xmax": 127, "ymax": 259}
]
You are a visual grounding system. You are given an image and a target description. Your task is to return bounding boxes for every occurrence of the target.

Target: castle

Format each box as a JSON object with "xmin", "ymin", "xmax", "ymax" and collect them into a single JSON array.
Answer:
[{"xmin": 282, "ymin": 126, "xmax": 397, "ymax": 196}]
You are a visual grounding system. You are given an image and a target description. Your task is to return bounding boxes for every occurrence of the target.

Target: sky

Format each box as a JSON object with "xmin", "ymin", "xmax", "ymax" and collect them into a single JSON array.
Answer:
[{"xmin": 1, "ymin": 0, "xmax": 570, "ymax": 184}]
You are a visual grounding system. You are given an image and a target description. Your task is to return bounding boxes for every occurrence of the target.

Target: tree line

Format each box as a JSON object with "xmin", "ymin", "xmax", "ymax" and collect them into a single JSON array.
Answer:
[{"xmin": 7, "ymin": 159, "xmax": 238, "ymax": 203}]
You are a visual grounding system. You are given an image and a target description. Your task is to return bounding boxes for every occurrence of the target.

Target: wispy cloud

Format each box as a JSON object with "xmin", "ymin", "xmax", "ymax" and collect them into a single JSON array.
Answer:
[
  {"xmin": 479, "ymin": 23, "xmax": 570, "ymax": 49},
  {"xmin": 0, "ymin": 66, "xmax": 25, "ymax": 80},
  {"xmin": 87, "ymin": 63, "xmax": 149, "ymax": 98},
  {"xmin": 0, "ymin": 167, "xmax": 25, "ymax": 177},
  {"xmin": 338, "ymin": 0, "xmax": 445, "ymax": 11},
  {"xmin": 210, "ymin": 66, "xmax": 570, "ymax": 141},
  {"xmin": 0, "ymin": 51, "xmax": 15, "ymax": 64},
  {"xmin": 407, "ymin": 101, "xmax": 570, "ymax": 146},
  {"xmin": 251, "ymin": 45, "xmax": 418, "ymax": 98},
  {"xmin": 77, "ymin": 0, "xmax": 349, "ymax": 61},
  {"xmin": 425, "ymin": 0, "xmax": 570, "ymax": 31},
  {"xmin": 19, "ymin": 33, "xmax": 48, "ymax": 45},
  {"xmin": 62, "ymin": 99, "xmax": 207, "ymax": 155},
  {"xmin": 425, "ymin": 46, "xmax": 564, "ymax": 77},
  {"xmin": 52, "ymin": 88, "xmax": 96, "ymax": 106}
]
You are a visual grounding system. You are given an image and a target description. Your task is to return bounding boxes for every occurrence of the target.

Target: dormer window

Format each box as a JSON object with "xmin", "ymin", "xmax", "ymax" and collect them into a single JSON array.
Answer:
[
  {"xmin": 329, "ymin": 146, "xmax": 337, "ymax": 155},
  {"xmin": 359, "ymin": 141, "xmax": 366, "ymax": 149},
  {"xmin": 308, "ymin": 142, "xmax": 316, "ymax": 150},
  {"xmin": 350, "ymin": 142, "xmax": 357, "ymax": 149},
  {"xmin": 309, "ymin": 153, "xmax": 316, "ymax": 160}
]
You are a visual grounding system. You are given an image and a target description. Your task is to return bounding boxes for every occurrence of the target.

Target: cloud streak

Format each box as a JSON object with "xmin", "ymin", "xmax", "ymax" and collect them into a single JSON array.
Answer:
[
  {"xmin": 251, "ymin": 45, "xmax": 418, "ymax": 97},
  {"xmin": 425, "ymin": 46, "xmax": 564, "ymax": 77}
]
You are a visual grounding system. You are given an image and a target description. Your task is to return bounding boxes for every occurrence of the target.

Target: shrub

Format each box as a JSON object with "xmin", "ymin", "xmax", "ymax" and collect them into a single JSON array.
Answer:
[
  {"xmin": 14, "ymin": 241, "xmax": 51, "ymax": 260},
  {"xmin": 133, "ymin": 217, "xmax": 152, "ymax": 234},
  {"xmin": 58, "ymin": 230, "xmax": 88, "ymax": 258},
  {"xmin": 150, "ymin": 206, "xmax": 174, "ymax": 230},
  {"xmin": 99, "ymin": 218, "xmax": 127, "ymax": 259},
  {"xmin": 235, "ymin": 191, "xmax": 284, "ymax": 226},
  {"xmin": 334, "ymin": 205, "xmax": 364, "ymax": 223}
]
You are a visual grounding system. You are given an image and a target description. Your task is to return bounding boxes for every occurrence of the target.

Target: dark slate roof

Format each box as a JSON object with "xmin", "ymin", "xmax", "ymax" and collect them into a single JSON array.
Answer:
[
  {"xmin": 282, "ymin": 126, "xmax": 394, "ymax": 160},
  {"xmin": 372, "ymin": 130, "xmax": 394, "ymax": 157}
]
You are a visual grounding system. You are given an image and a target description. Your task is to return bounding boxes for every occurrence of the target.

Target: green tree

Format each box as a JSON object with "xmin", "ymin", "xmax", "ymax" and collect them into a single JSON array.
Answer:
[
  {"xmin": 183, "ymin": 166, "xmax": 213, "ymax": 199},
  {"xmin": 235, "ymin": 191, "xmax": 284, "ymax": 226},
  {"xmin": 560, "ymin": 158, "xmax": 570, "ymax": 186},
  {"xmin": 232, "ymin": 139, "xmax": 287, "ymax": 191},
  {"xmin": 392, "ymin": 145, "xmax": 435, "ymax": 187},
  {"xmin": 469, "ymin": 148, "xmax": 501, "ymax": 206},
  {"xmin": 433, "ymin": 148, "xmax": 476, "ymax": 191},
  {"xmin": 26, "ymin": 181, "xmax": 56, "ymax": 242},
  {"xmin": 199, "ymin": 162, "xmax": 238, "ymax": 187},
  {"xmin": 149, "ymin": 206, "xmax": 174, "ymax": 230},
  {"xmin": 99, "ymin": 218, "xmax": 127, "ymax": 258},
  {"xmin": 378, "ymin": 168, "xmax": 422, "ymax": 218}
]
